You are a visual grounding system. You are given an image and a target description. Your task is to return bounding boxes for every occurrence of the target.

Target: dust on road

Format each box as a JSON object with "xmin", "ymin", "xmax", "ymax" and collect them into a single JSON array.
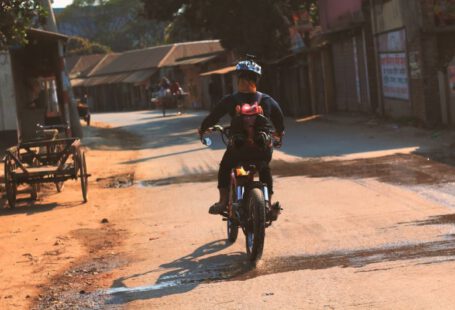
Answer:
[
  {"xmin": 137, "ymin": 152, "xmax": 455, "ymax": 188},
  {"xmin": 34, "ymin": 224, "xmax": 128, "ymax": 310}
]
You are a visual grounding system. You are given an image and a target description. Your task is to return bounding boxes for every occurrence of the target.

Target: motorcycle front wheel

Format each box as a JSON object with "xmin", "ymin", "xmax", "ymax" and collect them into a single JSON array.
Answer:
[
  {"xmin": 227, "ymin": 219, "xmax": 239, "ymax": 243},
  {"xmin": 245, "ymin": 188, "xmax": 266, "ymax": 262}
]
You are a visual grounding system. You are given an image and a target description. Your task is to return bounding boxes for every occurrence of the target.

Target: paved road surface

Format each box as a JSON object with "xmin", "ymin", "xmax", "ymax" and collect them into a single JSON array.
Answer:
[
  {"xmin": 90, "ymin": 111, "xmax": 455, "ymax": 309},
  {"xmin": 2, "ymin": 110, "xmax": 455, "ymax": 309}
]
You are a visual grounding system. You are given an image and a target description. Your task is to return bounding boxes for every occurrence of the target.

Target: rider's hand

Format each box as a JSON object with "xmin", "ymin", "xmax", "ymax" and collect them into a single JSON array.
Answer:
[
  {"xmin": 273, "ymin": 132, "xmax": 284, "ymax": 148},
  {"xmin": 198, "ymin": 128, "xmax": 211, "ymax": 139}
]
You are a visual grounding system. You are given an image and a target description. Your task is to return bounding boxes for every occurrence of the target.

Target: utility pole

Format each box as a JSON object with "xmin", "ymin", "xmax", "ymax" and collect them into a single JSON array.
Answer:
[
  {"xmin": 40, "ymin": 0, "xmax": 84, "ymax": 138},
  {"xmin": 368, "ymin": 0, "xmax": 384, "ymax": 116},
  {"xmin": 41, "ymin": 0, "xmax": 58, "ymax": 32}
]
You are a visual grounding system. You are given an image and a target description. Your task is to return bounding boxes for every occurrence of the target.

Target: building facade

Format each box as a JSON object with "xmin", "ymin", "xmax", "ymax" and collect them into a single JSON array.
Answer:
[
  {"xmin": 311, "ymin": 0, "xmax": 455, "ymax": 126},
  {"xmin": 316, "ymin": 0, "xmax": 378, "ymax": 115},
  {"xmin": 369, "ymin": 0, "xmax": 455, "ymax": 125},
  {"xmin": 70, "ymin": 40, "xmax": 227, "ymax": 112}
]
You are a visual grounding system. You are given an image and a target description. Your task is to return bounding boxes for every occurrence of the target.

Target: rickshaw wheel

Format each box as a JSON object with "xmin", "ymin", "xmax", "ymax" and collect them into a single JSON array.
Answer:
[
  {"xmin": 80, "ymin": 152, "xmax": 88, "ymax": 203},
  {"xmin": 31, "ymin": 184, "xmax": 39, "ymax": 201},
  {"xmin": 55, "ymin": 182, "xmax": 64, "ymax": 192},
  {"xmin": 4, "ymin": 155, "xmax": 17, "ymax": 208}
]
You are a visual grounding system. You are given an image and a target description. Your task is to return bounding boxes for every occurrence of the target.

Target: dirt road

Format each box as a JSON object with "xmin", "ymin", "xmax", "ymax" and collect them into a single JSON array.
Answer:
[{"xmin": 2, "ymin": 110, "xmax": 455, "ymax": 309}]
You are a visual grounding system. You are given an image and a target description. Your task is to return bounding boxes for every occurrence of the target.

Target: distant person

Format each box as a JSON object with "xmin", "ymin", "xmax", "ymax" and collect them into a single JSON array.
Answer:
[
  {"xmin": 170, "ymin": 80, "xmax": 185, "ymax": 115},
  {"xmin": 84, "ymin": 94, "xmax": 94, "ymax": 109},
  {"xmin": 159, "ymin": 77, "xmax": 171, "ymax": 117}
]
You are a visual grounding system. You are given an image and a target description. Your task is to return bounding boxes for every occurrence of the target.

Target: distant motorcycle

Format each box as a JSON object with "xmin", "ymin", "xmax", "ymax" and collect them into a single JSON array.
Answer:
[{"xmin": 202, "ymin": 125, "xmax": 282, "ymax": 262}]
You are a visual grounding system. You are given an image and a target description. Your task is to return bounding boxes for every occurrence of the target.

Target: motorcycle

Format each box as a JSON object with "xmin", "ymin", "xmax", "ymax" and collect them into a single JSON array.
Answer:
[{"xmin": 202, "ymin": 125, "xmax": 282, "ymax": 262}]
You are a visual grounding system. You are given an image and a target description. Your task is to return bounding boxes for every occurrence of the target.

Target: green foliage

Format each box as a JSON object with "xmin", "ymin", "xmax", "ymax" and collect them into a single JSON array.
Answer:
[
  {"xmin": 141, "ymin": 0, "xmax": 319, "ymax": 60},
  {"xmin": 57, "ymin": 0, "xmax": 166, "ymax": 52},
  {"xmin": 66, "ymin": 36, "xmax": 111, "ymax": 56},
  {"xmin": 164, "ymin": 15, "xmax": 211, "ymax": 44},
  {"xmin": 0, "ymin": 0, "xmax": 47, "ymax": 49},
  {"xmin": 301, "ymin": 0, "xmax": 319, "ymax": 25}
]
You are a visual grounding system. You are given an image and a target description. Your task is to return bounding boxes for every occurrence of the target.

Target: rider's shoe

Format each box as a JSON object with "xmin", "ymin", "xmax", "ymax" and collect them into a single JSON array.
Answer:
[
  {"xmin": 209, "ymin": 202, "xmax": 226, "ymax": 215},
  {"xmin": 269, "ymin": 202, "xmax": 282, "ymax": 221},
  {"xmin": 209, "ymin": 187, "xmax": 229, "ymax": 215}
]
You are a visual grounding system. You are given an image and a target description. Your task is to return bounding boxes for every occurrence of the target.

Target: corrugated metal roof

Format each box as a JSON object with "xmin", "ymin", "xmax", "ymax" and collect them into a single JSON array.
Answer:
[
  {"xmin": 200, "ymin": 66, "xmax": 236, "ymax": 76},
  {"xmin": 66, "ymin": 56, "xmax": 80, "ymax": 74},
  {"xmin": 89, "ymin": 45, "xmax": 173, "ymax": 76},
  {"xmin": 80, "ymin": 40, "xmax": 226, "ymax": 87},
  {"xmin": 160, "ymin": 40, "xmax": 224, "ymax": 67},
  {"xmin": 123, "ymin": 69, "xmax": 157, "ymax": 84},
  {"xmin": 87, "ymin": 53, "xmax": 120, "ymax": 76},
  {"xmin": 68, "ymin": 54, "xmax": 106, "ymax": 78}
]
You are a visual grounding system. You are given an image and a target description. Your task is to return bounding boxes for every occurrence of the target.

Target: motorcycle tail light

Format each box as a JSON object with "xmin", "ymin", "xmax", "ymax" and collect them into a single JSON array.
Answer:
[{"xmin": 236, "ymin": 167, "xmax": 249, "ymax": 177}]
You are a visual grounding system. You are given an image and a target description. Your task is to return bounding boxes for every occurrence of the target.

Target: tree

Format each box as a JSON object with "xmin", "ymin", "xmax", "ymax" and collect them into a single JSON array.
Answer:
[
  {"xmin": 163, "ymin": 14, "xmax": 211, "ymax": 43},
  {"xmin": 57, "ymin": 0, "xmax": 166, "ymax": 52},
  {"xmin": 65, "ymin": 36, "xmax": 111, "ymax": 56},
  {"xmin": 0, "ymin": 0, "xmax": 46, "ymax": 49},
  {"xmin": 141, "ymin": 0, "xmax": 319, "ymax": 60}
]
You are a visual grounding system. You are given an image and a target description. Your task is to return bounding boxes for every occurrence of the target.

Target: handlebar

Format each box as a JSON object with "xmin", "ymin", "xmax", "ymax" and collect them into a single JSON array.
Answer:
[
  {"xmin": 201, "ymin": 125, "xmax": 283, "ymax": 149},
  {"xmin": 200, "ymin": 125, "xmax": 230, "ymax": 146}
]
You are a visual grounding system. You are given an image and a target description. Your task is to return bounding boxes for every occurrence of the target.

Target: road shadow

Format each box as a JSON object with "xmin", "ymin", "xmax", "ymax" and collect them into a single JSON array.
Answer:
[
  {"xmin": 120, "ymin": 147, "xmax": 207, "ymax": 165},
  {"xmin": 398, "ymin": 213, "xmax": 455, "ymax": 227},
  {"xmin": 89, "ymin": 111, "xmax": 203, "ymax": 151},
  {"xmin": 0, "ymin": 200, "xmax": 59, "ymax": 217},
  {"xmin": 416, "ymin": 146, "xmax": 455, "ymax": 171},
  {"xmin": 105, "ymin": 240, "xmax": 251, "ymax": 305},
  {"xmin": 270, "ymin": 153, "xmax": 455, "ymax": 186},
  {"xmin": 0, "ymin": 187, "xmax": 83, "ymax": 216},
  {"xmin": 87, "ymin": 110, "xmax": 455, "ymax": 188},
  {"xmin": 137, "ymin": 152, "xmax": 455, "ymax": 188},
  {"xmin": 0, "ymin": 199, "xmax": 83, "ymax": 216},
  {"xmin": 90, "ymin": 110, "xmax": 453, "ymax": 163},
  {"xmin": 104, "ymin": 235, "xmax": 455, "ymax": 306},
  {"xmin": 234, "ymin": 237, "xmax": 455, "ymax": 280}
]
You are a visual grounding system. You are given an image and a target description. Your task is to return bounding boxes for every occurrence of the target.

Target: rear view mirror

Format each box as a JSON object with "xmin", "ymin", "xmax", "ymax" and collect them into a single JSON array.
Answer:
[{"xmin": 202, "ymin": 137, "xmax": 212, "ymax": 147}]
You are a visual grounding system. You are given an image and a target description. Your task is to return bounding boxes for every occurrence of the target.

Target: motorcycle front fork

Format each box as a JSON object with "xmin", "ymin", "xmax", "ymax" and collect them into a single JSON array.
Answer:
[
  {"xmin": 235, "ymin": 185, "xmax": 269, "ymax": 202},
  {"xmin": 232, "ymin": 185, "xmax": 271, "ymax": 219}
]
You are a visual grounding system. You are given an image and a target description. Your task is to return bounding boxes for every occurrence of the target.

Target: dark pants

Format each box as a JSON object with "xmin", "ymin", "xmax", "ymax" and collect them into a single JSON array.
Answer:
[{"xmin": 218, "ymin": 146, "xmax": 273, "ymax": 194}]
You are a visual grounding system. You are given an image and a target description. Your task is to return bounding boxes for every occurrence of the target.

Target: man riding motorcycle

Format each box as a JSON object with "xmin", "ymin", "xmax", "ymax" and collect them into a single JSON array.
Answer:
[{"xmin": 199, "ymin": 59, "xmax": 285, "ymax": 215}]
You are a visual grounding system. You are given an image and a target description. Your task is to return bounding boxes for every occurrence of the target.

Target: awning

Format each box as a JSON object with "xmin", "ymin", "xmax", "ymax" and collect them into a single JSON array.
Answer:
[
  {"xmin": 28, "ymin": 28, "xmax": 69, "ymax": 41},
  {"xmin": 83, "ymin": 73, "xmax": 130, "ymax": 86},
  {"xmin": 200, "ymin": 66, "xmax": 236, "ymax": 76},
  {"xmin": 172, "ymin": 55, "xmax": 217, "ymax": 66},
  {"xmin": 71, "ymin": 78, "xmax": 86, "ymax": 87},
  {"xmin": 123, "ymin": 69, "xmax": 157, "ymax": 84}
]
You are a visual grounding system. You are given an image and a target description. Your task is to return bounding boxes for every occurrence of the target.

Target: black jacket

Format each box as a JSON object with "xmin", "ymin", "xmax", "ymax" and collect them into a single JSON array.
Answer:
[{"xmin": 200, "ymin": 92, "xmax": 285, "ymax": 134}]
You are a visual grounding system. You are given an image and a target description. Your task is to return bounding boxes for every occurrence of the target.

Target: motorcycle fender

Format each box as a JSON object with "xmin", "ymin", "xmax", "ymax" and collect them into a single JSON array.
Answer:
[{"xmin": 246, "ymin": 182, "xmax": 269, "ymax": 202}]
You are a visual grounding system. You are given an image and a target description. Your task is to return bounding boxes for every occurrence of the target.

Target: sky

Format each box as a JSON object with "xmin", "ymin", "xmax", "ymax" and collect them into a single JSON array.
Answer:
[{"xmin": 52, "ymin": 0, "xmax": 73, "ymax": 8}]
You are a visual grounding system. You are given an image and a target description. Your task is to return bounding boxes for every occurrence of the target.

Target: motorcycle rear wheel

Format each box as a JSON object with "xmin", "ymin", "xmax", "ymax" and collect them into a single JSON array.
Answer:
[{"xmin": 245, "ymin": 188, "xmax": 266, "ymax": 262}]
